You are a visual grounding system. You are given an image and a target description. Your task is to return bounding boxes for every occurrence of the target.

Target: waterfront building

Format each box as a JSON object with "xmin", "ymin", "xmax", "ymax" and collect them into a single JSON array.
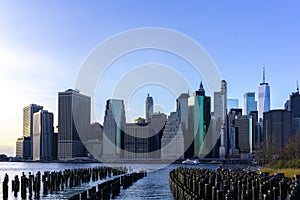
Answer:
[
  {"xmin": 187, "ymin": 82, "xmax": 211, "ymax": 158},
  {"xmin": 150, "ymin": 112, "xmax": 167, "ymax": 158},
  {"xmin": 150, "ymin": 112, "xmax": 167, "ymax": 134},
  {"xmin": 58, "ymin": 89, "xmax": 91, "ymax": 160},
  {"xmin": 145, "ymin": 94, "xmax": 153, "ymax": 123},
  {"xmin": 176, "ymin": 93, "xmax": 189, "ymax": 130},
  {"xmin": 16, "ymin": 137, "xmax": 23, "ymax": 158},
  {"xmin": 32, "ymin": 110, "xmax": 54, "ymax": 161},
  {"xmin": 90, "ymin": 122, "xmax": 103, "ymax": 141},
  {"xmin": 53, "ymin": 127, "xmax": 58, "ymax": 160},
  {"xmin": 244, "ymin": 92, "xmax": 257, "ymax": 115},
  {"xmin": 23, "ymin": 104, "xmax": 43, "ymax": 158},
  {"xmin": 258, "ymin": 68, "xmax": 271, "ymax": 121},
  {"xmin": 86, "ymin": 122, "xmax": 103, "ymax": 158},
  {"xmin": 161, "ymin": 112, "xmax": 184, "ymax": 160},
  {"xmin": 15, "ymin": 136, "xmax": 31, "ymax": 160},
  {"xmin": 263, "ymin": 109, "xmax": 292, "ymax": 149},
  {"xmin": 123, "ymin": 122, "xmax": 155, "ymax": 159},
  {"xmin": 102, "ymin": 99, "xmax": 126, "ymax": 158},
  {"xmin": 214, "ymin": 80, "xmax": 227, "ymax": 158}
]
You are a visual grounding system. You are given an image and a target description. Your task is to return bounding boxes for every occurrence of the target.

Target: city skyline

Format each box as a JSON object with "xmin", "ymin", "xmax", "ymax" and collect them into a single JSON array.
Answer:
[{"xmin": 1, "ymin": 1, "xmax": 300, "ymax": 156}]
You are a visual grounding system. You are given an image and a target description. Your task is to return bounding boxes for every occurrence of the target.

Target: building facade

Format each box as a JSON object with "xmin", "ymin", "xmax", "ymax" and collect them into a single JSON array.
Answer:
[
  {"xmin": 86, "ymin": 122, "xmax": 103, "ymax": 159},
  {"xmin": 145, "ymin": 94, "xmax": 153, "ymax": 123},
  {"xmin": 258, "ymin": 68, "xmax": 270, "ymax": 121},
  {"xmin": 214, "ymin": 80, "xmax": 227, "ymax": 158},
  {"xmin": 161, "ymin": 112, "xmax": 184, "ymax": 160},
  {"xmin": 263, "ymin": 109, "xmax": 292, "ymax": 149},
  {"xmin": 149, "ymin": 112, "xmax": 167, "ymax": 158},
  {"xmin": 32, "ymin": 110, "xmax": 54, "ymax": 161},
  {"xmin": 227, "ymin": 109, "xmax": 242, "ymax": 155},
  {"xmin": 235, "ymin": 115, "xmax": 253, "ymax": 153},
  {"xmin": 16, "ymin": 136, "xmax": 31, "ymax": 160},
  {"xmin": 23, "ymin": 104, "xmax": 43, "ymax": 158},
  {"xmin": 187, "ymin": 82, "xmax": 211, "ymax": 158},
  {"xmin": 102, "ymin": 99, "xmax": 125, "ymax": 158},
  {"xmin": 244, "ymin": 92, "xmax": 257, "ymax": 115},
  {"xmin": 227, "ymin": 98, "xmax": 239, "ymax": 111},
  {"xmin": 176, "ymin": 93, "xmax": 189, "ymax": 130},
  {"xmin": 58, "ymin": 89, "xmax": 91, "ymax": 160},
  {"xmin": 290, "ymin": 88, "xmax": 300, "ymax": 135},
  {"xmin": 124, "ymin": 122, "xmax": 156, "ymax": 159}
]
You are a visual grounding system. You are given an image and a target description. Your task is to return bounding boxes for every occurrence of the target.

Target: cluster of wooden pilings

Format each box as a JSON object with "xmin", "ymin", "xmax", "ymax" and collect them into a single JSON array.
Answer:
[
  {"xmin": 69, "ymin": 171, "xmax": 147, "ymax": 200},
  {"xmin": 2, "ymin": 166, "xmax": 127, "ymax": 200},
  {"xmin": 169, "ymin": 167, "xmax": 300, "ymax": 200}
]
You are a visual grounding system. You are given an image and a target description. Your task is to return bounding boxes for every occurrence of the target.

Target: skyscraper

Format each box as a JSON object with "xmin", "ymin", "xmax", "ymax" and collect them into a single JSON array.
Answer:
[
  {"xmin": 214, "ymin": 80, "xmax": 227, "ymax": 126},
  {"xmin": 263, "ymin": 109, "xmax": 292, "ymax": 149},
  {"xmin": 86, "ymin": 122, "xmax": 103, "ymax": 159},
  {"xmin": 145, "ymin": 94, "xmax": 153, "ymax": 123},
  {"xmin": 161, "ymin": 112, "xmax": 184, "ymax": 159},
  {"xmin": 290, "ymin": 85, "xmax": 300, "ymax": 118},
  {"xmin": 16, "ymin": 136, "xmax": 31, "ymax": 160},
  {"xmin": 102, "ymin": 99, "xmax": 126, "ymax": 158},
  {"xmin": 150, "ymin": 112, "xmax": 167, "ymax": 158},
  {"xmin": 290, "ymin": 84, "xmax": 300, "ymax": 134},
  {"xmin": 58, "ymin": 89, "xmax": 91, "ymax": 160},
  {"xmin": 234, "ymin": 115, "xmax": 253, "ymax": 153},
  {"xmin": 244, "ymin": 92, "xmax": 257, "ymax": 115},
  {"xmin": 227, "ymin": 109, "xmax": 243, "ymax": 155},
  {"xmin": 23, "ymin": 104, "xmax": 43, "ymax": 158},
  {"xmin": 176, "ymin": 93, "xmax": 189, "ymax": 130},
  {"xmin": 33, "ymin": 110, "xmax": 54, "ymax": 161},
  {"xmin": 214, "ymin": 80, "xmax": 227, "ymax": 158},
  {"xmin": 124, "ymin": 122, "xmax": 155, "ymax": 159},
  {"xmin": 188, "ymin": 82, "xmax": 211, "ymax": 158},
  {"xmin": 258, "ymin": 68, "xmax": 271, "ymax": 121},
  {"xmin": 227, "ymin": 98, "xmax": 239, "ymax": 111}
]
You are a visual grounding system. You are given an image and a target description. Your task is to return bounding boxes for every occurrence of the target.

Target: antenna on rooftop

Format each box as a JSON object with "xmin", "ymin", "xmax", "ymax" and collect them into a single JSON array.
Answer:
[{"xmin": 297, "ymin": 80, "xmax": 299, "ymax": 92}]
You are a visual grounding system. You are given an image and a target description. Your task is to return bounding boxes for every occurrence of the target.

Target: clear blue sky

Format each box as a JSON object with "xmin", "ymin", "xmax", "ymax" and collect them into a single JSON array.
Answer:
[{"xmin": 0, "ymin": 1, "xmax": 300, "ymax": 156}]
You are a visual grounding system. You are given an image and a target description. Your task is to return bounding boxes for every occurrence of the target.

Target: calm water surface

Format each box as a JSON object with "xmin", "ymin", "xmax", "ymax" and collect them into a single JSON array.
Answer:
[{"xmin": 0, "ymin": 162, "xmax": 218, "ymax": 199}]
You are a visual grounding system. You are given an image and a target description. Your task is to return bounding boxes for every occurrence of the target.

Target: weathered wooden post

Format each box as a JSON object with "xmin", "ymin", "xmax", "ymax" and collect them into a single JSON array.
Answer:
[
  {"xmin": 21, "ymin": 172, "xmax": 27, "ymax": 200},
  {"xmin": 2, "ymin": 173, "xmax": 9, "ymax": 199}
]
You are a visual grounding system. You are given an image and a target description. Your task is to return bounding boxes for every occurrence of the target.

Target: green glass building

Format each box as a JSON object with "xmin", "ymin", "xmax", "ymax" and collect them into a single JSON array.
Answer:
[{"xmin": 187, "ymin": 82, "xmax": 211, "ymax": 158}]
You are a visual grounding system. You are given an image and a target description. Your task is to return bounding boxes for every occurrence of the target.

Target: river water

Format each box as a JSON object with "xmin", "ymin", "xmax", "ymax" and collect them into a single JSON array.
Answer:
[{"xmin": 0, "ymin": 162, "xmax": 218, "ymax": 199}]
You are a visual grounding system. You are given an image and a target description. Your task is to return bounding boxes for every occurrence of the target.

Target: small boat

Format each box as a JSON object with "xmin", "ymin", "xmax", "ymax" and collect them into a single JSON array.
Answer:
[{"xmin": 182, "ymin": 159, "xmax": 199, "ymax": 165}]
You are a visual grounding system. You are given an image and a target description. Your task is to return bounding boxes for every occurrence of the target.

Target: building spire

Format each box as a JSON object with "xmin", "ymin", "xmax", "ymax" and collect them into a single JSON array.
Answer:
[
  {"xmin": 263, "ymin": 66, "xmax": 265, "ymax": 84},
  {"xmin": 195, "ymin": 81, "xmax": 205, "ymax": 96},
  {"xmin": 199, "ymin": 81, "xmax": 203, "ymax": 90},
  {"xmin": 297, "ymin": 80, "xmax": 299, "ymax": 92}
]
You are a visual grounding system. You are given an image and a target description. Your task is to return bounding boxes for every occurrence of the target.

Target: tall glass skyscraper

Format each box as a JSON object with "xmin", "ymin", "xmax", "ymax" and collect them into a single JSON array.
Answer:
[
  {"xmin": 58, "ymin": 89, "xmax": 91, "ymax": 159},
  {"xmin": 33, "ymin": 110, "xmax": 54, "ymax": 161},
  {"xmin": 188, "ymin": 82, "xmax": 211, "ymax": 157},
  {"xmin": 103, "ymin": 99, "xmax": 126, "ymax": 158},
  {"xmin": 227, "ymin": 98, "xmax": 239, "ymax": 111},
  {"xmin": 23, "ymin": 104, "xmax": 43, "ymax": 158},
  {"xmin": 145, "ymin": 94, "xmax": 153, "ymax": 123},
  {"xmin": 258, "ymin": 68, "xmax": 271, "ymax": 121},
  {"xmin": 244, "ymin": 92, "xmax": 257, "ymax": 115}
]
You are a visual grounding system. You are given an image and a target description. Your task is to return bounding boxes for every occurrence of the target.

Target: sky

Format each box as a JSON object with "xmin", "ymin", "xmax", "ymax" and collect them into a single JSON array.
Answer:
[{"xmin": 0, "ymin": 1, "xmax": 300, "ymax": 156}]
